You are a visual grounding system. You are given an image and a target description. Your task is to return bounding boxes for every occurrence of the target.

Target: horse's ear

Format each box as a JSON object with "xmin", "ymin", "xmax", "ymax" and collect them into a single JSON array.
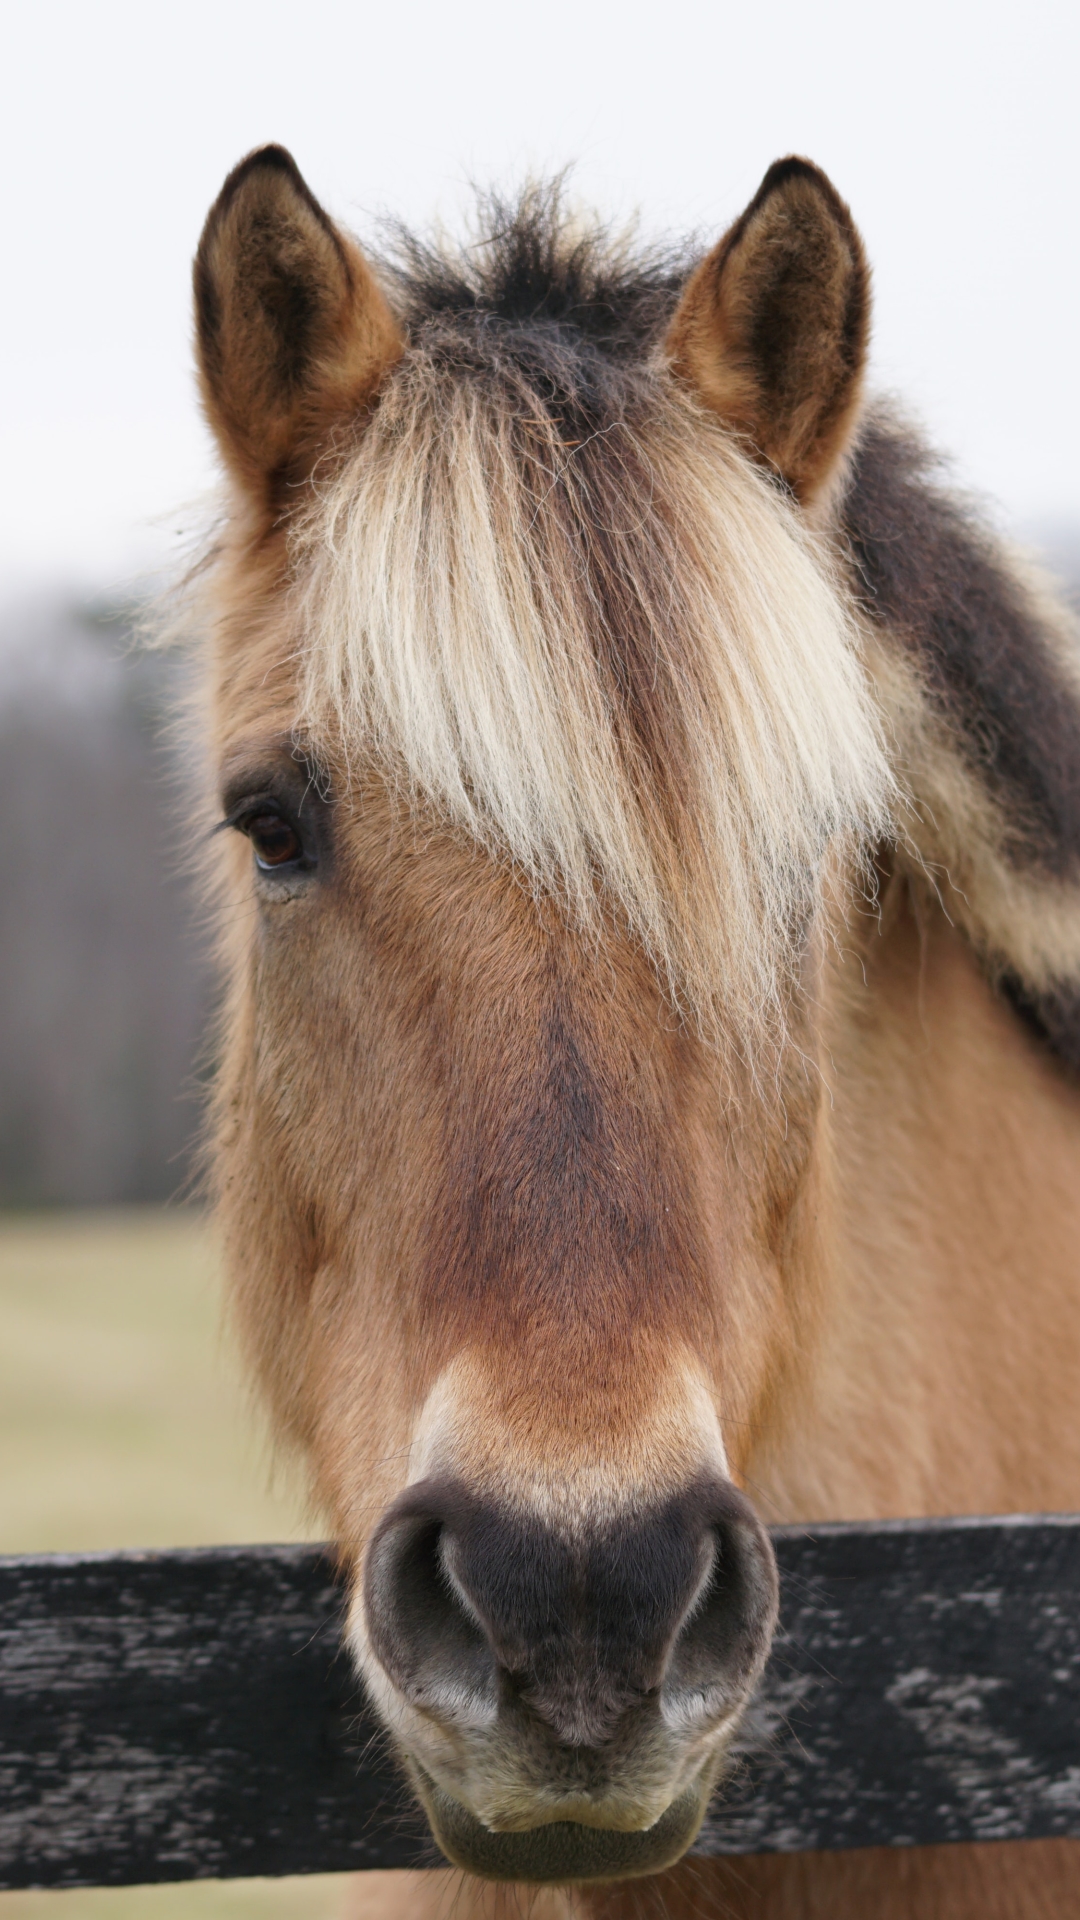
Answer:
[
  {"xmin": 666, "ymin": 158, "xmax": 870, "ymax": 505},
  {"xmin": 194, "ymin": 145, "xmax": 403, "ymax": 504}
]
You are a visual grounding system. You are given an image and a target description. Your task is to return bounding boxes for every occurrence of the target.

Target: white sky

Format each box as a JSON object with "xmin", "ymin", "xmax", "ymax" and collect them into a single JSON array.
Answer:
[{"xmin": 3, "ymin": 0, "xmax": 1078, "ymax": 596}]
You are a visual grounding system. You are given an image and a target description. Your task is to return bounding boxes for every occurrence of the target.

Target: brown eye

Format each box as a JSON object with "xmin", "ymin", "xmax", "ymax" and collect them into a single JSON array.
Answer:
[{"xmin": 245, "ymin": 812, "xmax": 303, "ymax": 869}]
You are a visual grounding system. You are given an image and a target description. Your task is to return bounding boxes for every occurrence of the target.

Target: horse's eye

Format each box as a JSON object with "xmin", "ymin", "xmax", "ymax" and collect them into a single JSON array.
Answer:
[{"xmin": 244, "ymin": 812, "xmax": 303, "ymax": 869}]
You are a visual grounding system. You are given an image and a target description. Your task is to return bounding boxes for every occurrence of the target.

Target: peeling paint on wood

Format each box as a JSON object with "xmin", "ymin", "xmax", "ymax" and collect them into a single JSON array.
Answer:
[{"xmin": 2, "ymin": 1516, "xmax": 1079, "ymax": 1889}]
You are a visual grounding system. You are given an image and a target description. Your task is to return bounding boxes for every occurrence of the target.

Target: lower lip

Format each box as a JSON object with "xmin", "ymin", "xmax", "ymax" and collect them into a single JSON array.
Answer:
[{"xmin": 411, "ymin": 1765, "xmax": 711, "ymax": 1883}]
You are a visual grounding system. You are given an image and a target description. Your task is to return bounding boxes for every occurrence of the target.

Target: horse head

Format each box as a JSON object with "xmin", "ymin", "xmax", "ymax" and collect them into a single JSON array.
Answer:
[{"xmin": 192, "ymin": 148, "xmax": 888, "ymax": 1880}]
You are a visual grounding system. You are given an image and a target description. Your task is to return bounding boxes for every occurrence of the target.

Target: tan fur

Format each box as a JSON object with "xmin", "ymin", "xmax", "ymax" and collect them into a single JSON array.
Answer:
[
  {"xmin": 748, "ymin": 860, "xmax": 1080, "ymax": 1522},
  {"xmin": 399, "ymin": 1354, "xmax": 729, "ymax": 1530},
  {"xmin": 583, "ymin": 1842, "xmax": 1080, "ymax": 1920},
  {"xmin": 341, "ymin": 1871, "xmax": 575, "ymax": 1920},
  {"xmin": 342, "ymin": 1833, "xmax": 1080, "ymax": 1920},
  {"xmin": 178, "ymin": 152, "xmax": 1080, "ymax": 1917},
  {"xmin": 206, "ymin": 760, "xmax": 817, "ymax": 1543}
]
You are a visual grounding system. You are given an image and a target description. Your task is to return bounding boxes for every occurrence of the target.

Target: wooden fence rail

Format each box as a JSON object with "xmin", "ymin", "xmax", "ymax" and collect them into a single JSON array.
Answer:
[{"xmin": 3, "ymin": 1514, "xmax": 1080, "ymax": 1891}]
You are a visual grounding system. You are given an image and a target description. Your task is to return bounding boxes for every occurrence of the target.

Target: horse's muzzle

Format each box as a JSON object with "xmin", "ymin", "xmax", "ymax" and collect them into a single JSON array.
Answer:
[{"xmin": 361, "ymin": 1472, "xmax": 778, "ymax": 1878}]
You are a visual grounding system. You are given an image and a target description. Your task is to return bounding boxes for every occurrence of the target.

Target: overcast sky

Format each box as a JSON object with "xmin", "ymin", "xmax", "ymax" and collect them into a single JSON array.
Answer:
[{"xmin": 4, "ymin": 0, "xmax": 1078, "ymax": 596}]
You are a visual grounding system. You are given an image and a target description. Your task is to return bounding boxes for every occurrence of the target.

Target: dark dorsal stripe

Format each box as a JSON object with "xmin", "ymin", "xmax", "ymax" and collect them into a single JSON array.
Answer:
[{"xmin": 843, "ymin": 412, "xmax": 1080, "ymax": 882}]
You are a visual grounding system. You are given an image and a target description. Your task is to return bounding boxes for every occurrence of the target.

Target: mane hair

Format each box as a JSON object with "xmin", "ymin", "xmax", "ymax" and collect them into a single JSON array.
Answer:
[
  {"xmin": 378, "ymin": 179, "xmax": 690, "ymax": 356},
  {"xmin": 844, "ymin": 411, "xmax": 1080, "ymax": 880},
  {"xmin": 843, "ymin": 407, "xmax": 1080, "ymax": 1067},
  {"xmin": 292, "ymin": 193, "xmax": 895, "ymax": 1055}
]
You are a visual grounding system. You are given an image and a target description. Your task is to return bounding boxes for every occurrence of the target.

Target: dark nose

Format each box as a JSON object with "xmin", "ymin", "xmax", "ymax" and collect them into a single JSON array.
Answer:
[{"xmin": 364, "ymin": 1475, "xmax": 778, "ymax": 1747}]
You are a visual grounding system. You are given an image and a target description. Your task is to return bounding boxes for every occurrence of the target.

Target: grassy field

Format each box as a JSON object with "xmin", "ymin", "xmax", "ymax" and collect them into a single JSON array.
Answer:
[{"xmin": 0, "ymin": 1209, "xmax": 388, "ymax": 1920}]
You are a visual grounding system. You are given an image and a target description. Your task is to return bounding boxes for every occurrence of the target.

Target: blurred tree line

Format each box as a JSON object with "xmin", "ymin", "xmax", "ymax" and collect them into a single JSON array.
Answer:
[{"xmin": 0, "ymin": 600, "xmax": 209, "ymax": 1205}]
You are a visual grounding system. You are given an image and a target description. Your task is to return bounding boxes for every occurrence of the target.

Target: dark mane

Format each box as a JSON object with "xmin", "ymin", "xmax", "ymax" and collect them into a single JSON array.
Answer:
[
  {"xmin": 379, "ymin": 179, "xmax": 691, "ymax": 358},
  {"xmin": 844, "ymin": 409, "xmax": 1080, "ymax": 1069},
  {"xmin": 844, "ymin": 411, "xmax": 1080, "ymax": 881}
]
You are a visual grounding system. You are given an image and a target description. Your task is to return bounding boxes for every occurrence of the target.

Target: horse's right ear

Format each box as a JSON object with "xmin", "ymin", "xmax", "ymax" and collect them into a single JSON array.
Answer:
[
  {"xmin": 666, "ymin": 158, "xmax": 870, "ymax": 506},
  {"xmin": 194, "ymin": 146, "xmax": 403, "ymax": 506}
]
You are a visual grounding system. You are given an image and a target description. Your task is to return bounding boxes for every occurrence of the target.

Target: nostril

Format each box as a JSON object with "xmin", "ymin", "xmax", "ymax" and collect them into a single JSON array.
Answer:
[
  {"xmin": 364, "ymin": 1500, "xmax": 498, "ymax": 1725},
  {"xmin": 662, "ymin": 1490, "xmax": 779, "ymax": 1731}
]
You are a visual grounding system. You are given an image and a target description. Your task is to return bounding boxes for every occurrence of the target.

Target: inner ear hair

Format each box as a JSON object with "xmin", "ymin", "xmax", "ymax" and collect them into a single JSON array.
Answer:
[
  {"xmin": 666, "ymin": 156, "xmax": 870, "ymax": 506},
  {"xmin": 194, "ymin": 144, "xmax": 403, "ymax": 507}
]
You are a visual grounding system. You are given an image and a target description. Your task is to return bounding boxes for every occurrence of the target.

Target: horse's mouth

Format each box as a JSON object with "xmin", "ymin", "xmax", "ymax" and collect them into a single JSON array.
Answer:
[{"xmin": 412, "ymin": 1765, "xmax": 711, "ymax": 1883}]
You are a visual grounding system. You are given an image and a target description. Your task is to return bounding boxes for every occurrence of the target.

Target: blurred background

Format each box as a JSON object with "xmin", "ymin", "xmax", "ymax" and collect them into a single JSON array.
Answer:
[{"xmin": 1, "ymin": 0, "xmax": 1077, "ymax": 1913}]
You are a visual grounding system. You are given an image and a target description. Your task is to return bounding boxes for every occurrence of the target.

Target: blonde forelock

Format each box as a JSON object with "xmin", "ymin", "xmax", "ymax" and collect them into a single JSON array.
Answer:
[{"xmin": 292, "ymin": 336, "xmax": 895, "ymax": 1054}]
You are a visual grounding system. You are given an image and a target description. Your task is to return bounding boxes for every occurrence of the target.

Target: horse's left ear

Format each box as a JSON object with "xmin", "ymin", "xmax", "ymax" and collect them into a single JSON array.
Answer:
[
  {"xmin": 194, "ymin": 145, "xmax": 404, "ymax": 507},
  {"xmin": 666, "ymin": 158, "xmax": 870, "ymax": 505}
]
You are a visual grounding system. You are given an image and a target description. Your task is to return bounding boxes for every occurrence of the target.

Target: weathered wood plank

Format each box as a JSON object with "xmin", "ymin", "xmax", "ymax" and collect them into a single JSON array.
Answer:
[
  {"xmin": 704, "ymin": 1514, "xmax": 1080, "ymax": 1855},
  {"xmin": 0, "ymin": 1545, "xmax": 428, "ymax": 1889},
  {"xmin": 1, "ymin": 1516, "xmax": 1079, "ymax": 1889}
]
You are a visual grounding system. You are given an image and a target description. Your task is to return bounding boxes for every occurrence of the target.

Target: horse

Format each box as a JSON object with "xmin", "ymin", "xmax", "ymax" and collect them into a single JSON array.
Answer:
[{"xmin": 184, "ymin": 146, "xmax": 1080, "ymax": 1918}]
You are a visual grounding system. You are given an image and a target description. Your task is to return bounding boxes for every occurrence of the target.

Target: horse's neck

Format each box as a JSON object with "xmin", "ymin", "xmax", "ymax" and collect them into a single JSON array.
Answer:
[{"xmin": 752, "ymin": 872, "xmax": 1080, "ymax": 1525}]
